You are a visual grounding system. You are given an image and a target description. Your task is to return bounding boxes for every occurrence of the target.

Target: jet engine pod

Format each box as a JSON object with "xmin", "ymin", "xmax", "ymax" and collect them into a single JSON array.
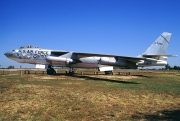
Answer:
[
  {"xmin": 138, "ymin": 60, "xmax": 167, "ymax": 67},
  {"xmin": 100, "ymin": 57, "xmax": 116, "ymax": 65},
  {"xmin": 46, "ymin": 56, "xmax": 73, "ymax": 64}
]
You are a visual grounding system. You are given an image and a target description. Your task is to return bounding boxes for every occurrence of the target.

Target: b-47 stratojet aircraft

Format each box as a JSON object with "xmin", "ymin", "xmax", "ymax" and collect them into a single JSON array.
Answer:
[{"xmin": 4, "ymin": 32, "xmax": 177, "ymax": 75}]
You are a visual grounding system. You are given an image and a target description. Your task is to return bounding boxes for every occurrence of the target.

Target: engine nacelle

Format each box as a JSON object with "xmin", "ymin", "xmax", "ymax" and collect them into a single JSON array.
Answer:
[
  {"xmin": 161, "ymin": 56, "xmax": 168, "ymax": 61},
  {"xmin": 46, "ymin": 56, "xmax": 73, "ymax": 64},
  {"xmin": 138, "ymin": 60, "xmax": 167, "ymax": 67},
  {"xmin": 100, "ymin": 57, "xmax": 116, "ymax": 65},
  {"xmin": 100, "ymin": 57, "xmax": 127, "ymax": 66}
]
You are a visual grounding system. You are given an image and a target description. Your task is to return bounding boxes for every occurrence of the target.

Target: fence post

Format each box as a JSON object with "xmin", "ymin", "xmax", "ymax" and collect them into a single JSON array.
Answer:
[{"xmin": 126, "ymin": 72, "xmax": 130, "ymax": 76}]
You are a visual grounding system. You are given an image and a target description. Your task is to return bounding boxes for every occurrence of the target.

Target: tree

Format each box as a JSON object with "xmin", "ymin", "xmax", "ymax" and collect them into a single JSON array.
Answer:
[
  {"xmin": 173, "ymin": 65, "xmax": 180, "ymax": 70},
  {"xmin": 7, "ymin": 66, "xmax": 14, "ymax": 69},
  {"xmin": 174, "ymin": 66, "xmax": 178, "ymax": 70},
  {"xmin": 165, "ymin": 64, "xmax": 170, "ymax": 70}
]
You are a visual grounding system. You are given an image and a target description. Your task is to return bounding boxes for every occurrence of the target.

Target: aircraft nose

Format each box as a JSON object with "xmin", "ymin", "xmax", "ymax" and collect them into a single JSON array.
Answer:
[
  {"xmin": 4, "ymin": 52, "xmax": 9, "ymax": 57},
  {"xmin": 4, "ymin": 52, "xmax": 14, "ymax": 58}
]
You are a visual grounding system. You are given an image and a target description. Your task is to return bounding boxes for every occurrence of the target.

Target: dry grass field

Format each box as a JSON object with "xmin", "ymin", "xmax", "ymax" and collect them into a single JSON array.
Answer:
[{"xmin": 0, "ymin": 71, "xmax": 180, "ymax": 121}]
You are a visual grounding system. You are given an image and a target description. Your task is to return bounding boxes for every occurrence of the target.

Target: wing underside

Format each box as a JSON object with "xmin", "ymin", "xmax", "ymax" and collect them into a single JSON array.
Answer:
[{"xmin": 73, "ymin": 52, "xmax": 144, "ymax": 63}]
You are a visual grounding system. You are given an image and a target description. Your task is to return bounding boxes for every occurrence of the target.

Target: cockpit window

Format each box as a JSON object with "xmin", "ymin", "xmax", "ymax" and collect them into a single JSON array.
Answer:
[
  {"xmin": 20, "ymin": 46, "xmax": 24, "ymax": 49},
  {"xmin": 19, "ymin": 45, "xmax": 39, "ymax": 49}
]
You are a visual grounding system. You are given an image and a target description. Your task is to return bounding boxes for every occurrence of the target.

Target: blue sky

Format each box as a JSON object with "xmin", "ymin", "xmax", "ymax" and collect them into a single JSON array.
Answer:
[{"xmin": 0, "ymin": 0, "xmax": 180, "ymax": 68}]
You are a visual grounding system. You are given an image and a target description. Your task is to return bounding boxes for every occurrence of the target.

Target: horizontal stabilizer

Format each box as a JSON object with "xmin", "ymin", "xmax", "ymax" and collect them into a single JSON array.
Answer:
[
  {"xmin": 142, "ymin": 54, "xmax": 178, "ymax": 58},
  {"xmin": 142, "ymin": 54, "xmax": 177, "ymax": 61}
]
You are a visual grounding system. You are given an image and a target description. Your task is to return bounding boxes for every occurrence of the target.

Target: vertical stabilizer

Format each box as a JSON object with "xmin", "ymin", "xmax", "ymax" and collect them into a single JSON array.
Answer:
[{"xmin": 142, "ymin": 32, "xmax": 172, "ymax": 55}]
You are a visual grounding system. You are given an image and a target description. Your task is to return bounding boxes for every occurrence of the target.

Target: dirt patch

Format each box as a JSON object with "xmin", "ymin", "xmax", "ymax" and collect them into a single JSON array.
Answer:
[
  {"xmin": 26, "ymin": 75, "xmax": 72, "ymax": 80},
  {"xmin": 25, "ymin": 74, "xmax": 139, "ymax": 81}
]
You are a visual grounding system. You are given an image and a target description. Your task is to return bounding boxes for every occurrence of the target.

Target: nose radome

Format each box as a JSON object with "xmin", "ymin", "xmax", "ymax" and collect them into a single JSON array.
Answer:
[
  {"xmin": 4, "ymin": 52, "xmax": 13, "ymax": 57},
  {"xmin": 4, "ymin": 52, "xmax": 9, "ymax": 56}
]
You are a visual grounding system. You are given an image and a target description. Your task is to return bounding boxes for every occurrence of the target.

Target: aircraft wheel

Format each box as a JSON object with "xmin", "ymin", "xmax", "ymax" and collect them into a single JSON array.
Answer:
[
  {"xmin": 47, "ymin": 68, "xmax": 56, "ymax": 75},
  {"xmin": 68, "ymin": 71, "xmax": 75, "ymax": 76},
  {"xmin": 105, "ymin": 71, "xmax": 112, "ymax": 75}
]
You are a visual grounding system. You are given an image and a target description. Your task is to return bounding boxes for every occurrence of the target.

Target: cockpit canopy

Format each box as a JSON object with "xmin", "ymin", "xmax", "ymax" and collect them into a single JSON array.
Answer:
[{"xmin": 19, "ymin": 45, "xmax": 39, "ymax": 49}]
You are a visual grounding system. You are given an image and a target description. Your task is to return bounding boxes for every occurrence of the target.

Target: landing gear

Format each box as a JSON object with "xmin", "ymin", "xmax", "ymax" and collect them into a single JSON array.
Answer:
[
  {"xmin": 67, "ymin": 71, "xmax": 75, "ymax": 76},
  {"xmin": 46, "ymin": 65, "xmax": 56, "ymax": 75},
  {"xmin": 66, "ymin": 68, "xmax": 75, "ymax": 76},
  {"xmin": 105, "ymin": 71, "xmax": 112, "ymax": 75}
]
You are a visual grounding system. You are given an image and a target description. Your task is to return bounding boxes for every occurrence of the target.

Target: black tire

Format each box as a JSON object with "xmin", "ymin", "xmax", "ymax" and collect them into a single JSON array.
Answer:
[
  {"xmin": 105, "ymin": 71, "xmax": 112, "ymax": 75},
  {"xmin": 47, "ymin": 68, "xmax": 56, "ymax": 75},
  {"xmin": 68, "ymin": 71, "xmax": 75, "ymax": 76}
]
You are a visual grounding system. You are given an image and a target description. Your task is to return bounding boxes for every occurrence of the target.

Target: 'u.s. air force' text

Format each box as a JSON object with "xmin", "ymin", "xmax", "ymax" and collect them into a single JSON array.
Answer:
[{"xmin": 19, "ymin": 50, "xmax": 49, "ymax": 55}]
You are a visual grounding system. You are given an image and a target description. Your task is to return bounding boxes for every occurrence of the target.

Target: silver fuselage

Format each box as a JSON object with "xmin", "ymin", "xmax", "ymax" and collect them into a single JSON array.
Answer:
[
  {"xmin": 4, "ymin": 32, "xmax": 176, "ymax": 71},
  {"xmin": 4, "ymin": 46, "xmax": 167, "ymax": 70}
]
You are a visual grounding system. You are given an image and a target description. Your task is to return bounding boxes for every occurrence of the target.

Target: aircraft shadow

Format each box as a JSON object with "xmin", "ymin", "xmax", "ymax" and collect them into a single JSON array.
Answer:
[
  {"xmin": 132, "ymin": 109, "xmax": 180, "ymax": 120},
  {"xmin": 131, "ymin": 74, "xmax": 154, "ymax": 78},
  {"xmin": 70, "ymin": 75, "xmax": 141, "ymax": 84}
]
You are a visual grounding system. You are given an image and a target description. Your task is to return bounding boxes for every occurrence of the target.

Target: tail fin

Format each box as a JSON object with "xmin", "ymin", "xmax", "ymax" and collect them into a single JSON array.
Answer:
[
  {"xmin": 137, "ymin": 32, "xmax": 177, "ymax": 67},
  {"xmin": 142, "ymin": 32, "xmax": 172, "ymax": 55}
]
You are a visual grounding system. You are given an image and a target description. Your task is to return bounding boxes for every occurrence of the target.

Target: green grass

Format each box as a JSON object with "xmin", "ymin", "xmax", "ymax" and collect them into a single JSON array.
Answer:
[{"xmin": 0, "ymin": 73, "xmax": 180, "ymax": 120}]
